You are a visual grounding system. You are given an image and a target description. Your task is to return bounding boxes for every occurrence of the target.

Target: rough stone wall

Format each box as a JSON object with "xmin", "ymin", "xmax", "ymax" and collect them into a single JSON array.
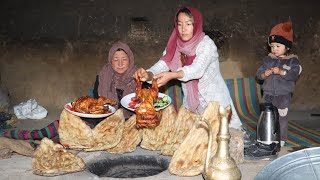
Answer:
[{"xmin": 0, "ymin": 0, "xmax": 319, "ymax": 112}]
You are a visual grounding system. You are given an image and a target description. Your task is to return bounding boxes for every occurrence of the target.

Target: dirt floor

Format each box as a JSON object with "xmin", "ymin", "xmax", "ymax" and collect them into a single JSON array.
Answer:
[
  {"xmin": 0, "ymin": 146, "xmax": 295, "ymax": 180},
  {"xmin": 1, "ymin": 109, "xmax": 312, "ymax": 179}
]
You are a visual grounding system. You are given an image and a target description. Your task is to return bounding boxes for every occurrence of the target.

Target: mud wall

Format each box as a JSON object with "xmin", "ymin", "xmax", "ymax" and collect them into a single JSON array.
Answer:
[{"xmin": 0, "ymin": 0, "xmax": 319, "ymax": 113}]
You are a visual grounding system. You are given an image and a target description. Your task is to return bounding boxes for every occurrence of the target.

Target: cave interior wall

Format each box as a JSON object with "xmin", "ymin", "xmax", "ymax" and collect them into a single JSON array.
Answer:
[{"xmin": 0, "ymin": 0, "xmax": 319, "ymax": 112}]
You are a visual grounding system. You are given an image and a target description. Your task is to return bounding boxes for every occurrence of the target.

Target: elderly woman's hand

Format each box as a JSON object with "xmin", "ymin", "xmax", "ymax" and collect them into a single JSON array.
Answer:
[{"xmin": 135, "ymin": 68, "xmax": 153, "ymax": 82}]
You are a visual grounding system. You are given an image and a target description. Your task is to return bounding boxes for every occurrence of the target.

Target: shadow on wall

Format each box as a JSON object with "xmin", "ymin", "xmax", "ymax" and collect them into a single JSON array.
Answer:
[{"xmin": 0, "ymin": 18, "xmax": 320, "ymax": 112}]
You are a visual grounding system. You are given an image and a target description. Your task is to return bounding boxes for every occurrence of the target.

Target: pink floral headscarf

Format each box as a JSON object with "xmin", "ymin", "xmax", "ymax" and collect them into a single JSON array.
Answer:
[{"xmin": 162, "ymin": 7, "xmax": 205, "ymax": 112}]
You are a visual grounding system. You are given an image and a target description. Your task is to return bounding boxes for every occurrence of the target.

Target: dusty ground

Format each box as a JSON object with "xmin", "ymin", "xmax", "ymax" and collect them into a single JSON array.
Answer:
[
  {"xmin": 0, "ymin": 145, "xmax": 295, "ymax": 180},
  {"xmin": 0, "ymin": 108, "xmax": 306, "ymax": 180},
  {"xmin": 0, "ymin": 109, "xmax": 316, "ymax": 180}
]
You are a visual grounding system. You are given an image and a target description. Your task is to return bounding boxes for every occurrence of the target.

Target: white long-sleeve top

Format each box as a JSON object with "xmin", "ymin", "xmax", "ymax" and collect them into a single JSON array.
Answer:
[{"xmin": 148, "ymin": 35, "xmax": 242, "ymax": 129}]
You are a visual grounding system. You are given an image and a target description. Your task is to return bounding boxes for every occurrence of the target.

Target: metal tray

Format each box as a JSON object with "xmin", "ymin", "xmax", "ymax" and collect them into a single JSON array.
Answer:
[{"xmin": 255, "ymin": 147, "xmax": 320, "ymax": 180}]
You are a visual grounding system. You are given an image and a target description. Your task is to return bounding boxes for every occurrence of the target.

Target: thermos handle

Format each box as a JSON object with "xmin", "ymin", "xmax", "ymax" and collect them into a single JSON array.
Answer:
[{"xmin": 273, "ymin": 105, "xmax": 279, "ymax": 134}]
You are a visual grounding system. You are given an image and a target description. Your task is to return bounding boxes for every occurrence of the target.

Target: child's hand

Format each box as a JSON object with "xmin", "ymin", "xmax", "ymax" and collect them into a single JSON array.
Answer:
[
  {"xmin": 272, "ymin": 67, "xmax": 281, "ymax": 74},
  {"xmin": 264, "ymin": 69, "xmax": 273, "ymax": 77}
]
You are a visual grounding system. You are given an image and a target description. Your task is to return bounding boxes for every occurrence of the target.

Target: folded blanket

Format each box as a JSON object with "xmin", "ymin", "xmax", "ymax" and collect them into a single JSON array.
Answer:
[{"xmin": 0, "ymin": 118, "xmax": 100, "ymax": 144}]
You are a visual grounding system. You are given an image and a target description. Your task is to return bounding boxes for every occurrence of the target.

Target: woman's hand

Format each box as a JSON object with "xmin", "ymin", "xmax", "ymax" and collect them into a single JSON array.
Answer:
[
  {"xmin": 154, "ymin": 70, "xmax": 184, "ymax": 87},
  {"xmin": 154, "ymin": 72, "xmax": 173, "ymax": 87},
  {"xmin": 134, "ymin": 68, "xmax": 152, "ymax": 82}
]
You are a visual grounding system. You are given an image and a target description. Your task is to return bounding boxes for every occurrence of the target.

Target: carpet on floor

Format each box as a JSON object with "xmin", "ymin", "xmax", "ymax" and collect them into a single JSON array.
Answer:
[{"xmin": 226, "ymin": 77, "xmax": 320, "ymax": 147}]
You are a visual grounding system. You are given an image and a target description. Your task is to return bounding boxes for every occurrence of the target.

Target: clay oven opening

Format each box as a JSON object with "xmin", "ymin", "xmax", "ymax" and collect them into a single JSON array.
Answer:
[{"xmin": 87, "ymin": 155, "xmax": 170, "ymax": 178}]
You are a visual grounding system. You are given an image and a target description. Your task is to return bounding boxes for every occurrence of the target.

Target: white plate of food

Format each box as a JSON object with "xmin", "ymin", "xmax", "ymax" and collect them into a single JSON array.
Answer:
[
  {"xmin": 64, "ymin": 102, "xmax": 116, "ymax": 118},
  {"xmin": 120, "ymin": 92, "xmax": 171, "ymax": 112}
]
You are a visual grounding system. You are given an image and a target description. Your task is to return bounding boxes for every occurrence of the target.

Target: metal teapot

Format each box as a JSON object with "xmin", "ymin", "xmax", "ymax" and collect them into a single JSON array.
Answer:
[
  {"xmin": 256, "ymin": 103, "xmax": 280, "ymax": 144},
  {"xmin": 202, "ymin": 106, "xmax": 241, "ymax": 180}
]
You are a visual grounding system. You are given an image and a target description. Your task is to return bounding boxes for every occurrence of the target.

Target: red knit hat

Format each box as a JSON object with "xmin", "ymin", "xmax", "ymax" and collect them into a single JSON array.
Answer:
[{"xmin": 268, "ymin": 21, "xmax": 293, "ymax": 48}]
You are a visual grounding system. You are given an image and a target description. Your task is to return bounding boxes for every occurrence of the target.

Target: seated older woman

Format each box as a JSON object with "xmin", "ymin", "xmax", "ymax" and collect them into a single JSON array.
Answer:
[
  {"xmin": 0, "ymin": 41, "xmax": 137, "ymax": 144},
  {"xmin": 93, "ymin": 41, "xmax": 137, "ymax": 119}
]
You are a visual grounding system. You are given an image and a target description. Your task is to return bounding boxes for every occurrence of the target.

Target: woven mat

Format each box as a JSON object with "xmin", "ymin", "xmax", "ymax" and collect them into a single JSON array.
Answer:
[{"xmin": 226, "ymin": 77, "xmax": 320, "ymax": 147}]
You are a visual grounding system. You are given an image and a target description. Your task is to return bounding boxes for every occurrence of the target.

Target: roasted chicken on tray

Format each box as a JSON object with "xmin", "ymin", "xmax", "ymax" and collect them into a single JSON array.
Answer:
[
  {"xmin": 135, "ymin": 77, "xmax": 162, "ymax": 128},
  {"xmin": 72, "ymin": 96, "xmax": 117, "ymax": 114}
]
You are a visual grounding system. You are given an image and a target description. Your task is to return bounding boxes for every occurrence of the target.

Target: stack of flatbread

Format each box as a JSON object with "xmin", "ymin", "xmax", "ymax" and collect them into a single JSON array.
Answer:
[
  {"xmin": 32, "ymin": 138, "xmax": 85, "ymax": 176},
  {"xmin": 54, "ymin": 101, "xmax": 243, "ymax": 177},
  {"xmin": 58, "ymin": 109, "xmax": 125, "ymax": 151},
  {"xmin": 140, "ymin": 104, "xmax": 177, "ymax": 151},
  {"xmin": 140, "ymin": 104, "xmax": 198, "ymax": 156},
  {"xmin": 168, "ymin": 102, "xmax": 220, "ymax": 176},
  {"xmin": 107, "ymin": 114, "xmax": 142, "ymax": 154},
  {"xmin": 168, "ymin": 102, "xmax": 244, "ymax": 176},
  {"xmin": 160, "ymin": 106, "xmax": 198, "ymax": 156}
]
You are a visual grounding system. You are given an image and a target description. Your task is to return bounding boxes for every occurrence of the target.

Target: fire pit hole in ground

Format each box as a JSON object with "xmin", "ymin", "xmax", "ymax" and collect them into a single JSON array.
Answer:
[{"xmin": 88, "ymin": 155, "xmax": 170, "ymax": 178}]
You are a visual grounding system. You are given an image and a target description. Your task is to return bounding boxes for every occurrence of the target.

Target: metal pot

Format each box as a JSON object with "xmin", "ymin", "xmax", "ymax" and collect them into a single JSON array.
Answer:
[{"xmin": 256, "ymin": 103, "xmax": 280, "ymax": 144}]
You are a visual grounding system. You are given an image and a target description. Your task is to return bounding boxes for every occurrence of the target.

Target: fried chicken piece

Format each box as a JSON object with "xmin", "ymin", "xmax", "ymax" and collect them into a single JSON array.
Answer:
[
  {"xmin": 135, "ymin": 77, "xmax": 161, "ymax": 128},
  {"xmin": 72, "ymin": 96, "xmax": 117, "ymax": 114}
]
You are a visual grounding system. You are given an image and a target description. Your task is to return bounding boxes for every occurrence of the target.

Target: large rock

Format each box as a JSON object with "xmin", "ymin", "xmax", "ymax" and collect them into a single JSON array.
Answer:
[{"xmin": 0, "ymin": 137, "xmax": 34, "ymax": 158}]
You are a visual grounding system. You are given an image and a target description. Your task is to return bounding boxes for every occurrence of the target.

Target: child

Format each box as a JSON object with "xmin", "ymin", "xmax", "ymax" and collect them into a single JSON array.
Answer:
[{"xmin": 245, "ymin": 21, "xmax": 302, "ymax": 159}]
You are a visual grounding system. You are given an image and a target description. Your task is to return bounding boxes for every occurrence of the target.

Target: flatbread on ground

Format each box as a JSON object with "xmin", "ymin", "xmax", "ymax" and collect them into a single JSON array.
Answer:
[{"xmin": 32, "ymin": 138, "xmax": 85, "ymax": 176}]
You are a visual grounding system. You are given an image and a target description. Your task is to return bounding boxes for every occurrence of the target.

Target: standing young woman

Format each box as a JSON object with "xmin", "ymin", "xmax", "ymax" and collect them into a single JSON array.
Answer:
[{"xmin": 134, "ymin": 7, "xmax": 242, "ymax": 129}]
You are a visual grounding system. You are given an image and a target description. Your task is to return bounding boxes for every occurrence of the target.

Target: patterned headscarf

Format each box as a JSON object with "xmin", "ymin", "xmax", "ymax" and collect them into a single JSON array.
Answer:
[
  {"xmin": 162, "ymin": 6, "xmax": 205, "ymax": 112},
  {"xmin": 98, "ymin": 41, "xmax": 137, "ymax": 103}
]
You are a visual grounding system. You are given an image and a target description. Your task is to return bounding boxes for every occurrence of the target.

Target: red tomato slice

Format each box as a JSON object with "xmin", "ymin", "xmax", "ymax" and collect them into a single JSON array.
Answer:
[
  {"xmin": 66, "ymin": 105, "xmax": 74, "ymax": 111},
  {"xmin": 128, "ymin": 102, "xmax": 137, "ymax": 108},
  {"xmin": 128, "ymin": 102, "xmax": 136, "ymax": 106},
  {"xmin": 131, "ymin": 97, "xmax": 140, "ymax": 102}
]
